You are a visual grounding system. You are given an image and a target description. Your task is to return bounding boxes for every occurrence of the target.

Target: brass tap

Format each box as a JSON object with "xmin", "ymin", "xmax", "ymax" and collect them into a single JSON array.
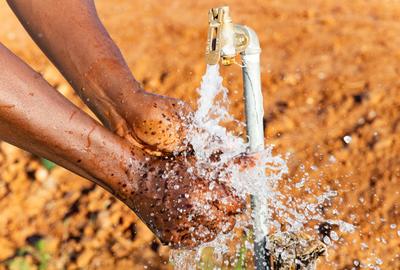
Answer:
[{"xmin": 205, "ymin": 6, "xmax": 249, "ymax": 66}]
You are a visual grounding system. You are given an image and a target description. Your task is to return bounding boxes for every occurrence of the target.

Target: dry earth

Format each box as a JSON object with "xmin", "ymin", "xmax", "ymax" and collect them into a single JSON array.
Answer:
[{"xmin": 1, "ymin": 0, "xmax": 400, "ymax": 269}]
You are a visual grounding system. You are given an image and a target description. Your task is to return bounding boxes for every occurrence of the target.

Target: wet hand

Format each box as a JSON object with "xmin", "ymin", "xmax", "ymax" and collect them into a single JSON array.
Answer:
[
  {"xmin": 119, "ymin": 155, "xmax": 243, "ymax": 248},
  {"xmin": 119, "ymin": 91, "xmax": 193, "ymax": 155}
]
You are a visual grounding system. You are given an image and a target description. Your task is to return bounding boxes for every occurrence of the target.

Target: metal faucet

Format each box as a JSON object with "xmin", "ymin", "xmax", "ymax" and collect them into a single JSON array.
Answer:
[
  {"xmin": 206, "ymin": 6, "xmax": 326, "ymax": 270},
  {"xmin": 205, "ymin": 6, "xmax": 250, "ymax": 66},
  {"xmin": 205, "ymin": 7, "xmax": 326, "ymax": 270},
  {"xmin": 206, "ymin": 5, "xmax": 267, "ymax": 269},
  {"xmin": 205, "ymin": 6, "xmax": 264, "ymax": 153}
]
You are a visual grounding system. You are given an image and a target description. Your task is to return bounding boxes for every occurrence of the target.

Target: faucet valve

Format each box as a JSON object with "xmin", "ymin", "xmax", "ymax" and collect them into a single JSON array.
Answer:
[{"xmin": 205, "ymin": 6, "xmax": 249, "ymax": 66}]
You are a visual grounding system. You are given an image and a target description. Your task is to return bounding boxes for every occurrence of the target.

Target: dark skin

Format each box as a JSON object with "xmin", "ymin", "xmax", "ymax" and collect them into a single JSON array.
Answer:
[
  {"xmin": 0, "ymin": 0, "xmax": 245, "ymax": 248},
  {"xmin": 7, "ymin": 0, "xmax": 191, "ymax": 154}
]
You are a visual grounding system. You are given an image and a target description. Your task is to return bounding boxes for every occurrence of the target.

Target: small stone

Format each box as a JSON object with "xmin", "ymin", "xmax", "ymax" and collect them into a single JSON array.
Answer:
[
  {"xmin": 35, "ymin": 167, "xmax": 48, "ymax": 182},
  {"xmin": 343, "ymin": 135, "xmax": 352, "ymax": 144}
]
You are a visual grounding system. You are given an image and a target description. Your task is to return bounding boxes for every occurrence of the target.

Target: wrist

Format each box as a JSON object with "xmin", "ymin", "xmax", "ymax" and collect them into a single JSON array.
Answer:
[
  {"xmin": 84, "ymin": 57, "xmax": 143, "ymax": 98},
  {"xmin": 82, "ymin": 57, "xmax": 146, "ymax": 128}
]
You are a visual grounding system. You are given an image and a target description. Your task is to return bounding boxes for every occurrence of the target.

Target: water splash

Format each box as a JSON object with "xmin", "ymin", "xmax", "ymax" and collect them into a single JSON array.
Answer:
[
  {"xmin": 189, "ymin": 64, "xmax": 247, "ymax": 166},
  {"xmin": 171, "ymin": 64, "xmax": 354, "ymax": 269},
  {"xmin": 188, "ymin": 65, "xmax": 287, "ymax": 201}
]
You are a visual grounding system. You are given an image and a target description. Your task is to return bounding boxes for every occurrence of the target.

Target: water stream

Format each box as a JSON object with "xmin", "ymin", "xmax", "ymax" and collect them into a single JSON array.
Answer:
[{"xmin": 170, "ymin": 64, "xmax": 354, "ymax": 269}]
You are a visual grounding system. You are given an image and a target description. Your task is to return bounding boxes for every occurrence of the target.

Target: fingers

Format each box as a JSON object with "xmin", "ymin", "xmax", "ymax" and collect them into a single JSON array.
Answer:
[
  {"xmin": 231, "ymin": 151, "xmax": 262, "ymax": 171},
  {"xmin": 221, "ymin": 216, "xmax": 236, "ymax": 234},
  {"xmin": 208, "ymin": 173, "xmax": 244, "ymax": 214},
  {"xmin": 130, "ymin": 95, "xmax": 194, "ymax": 154},
  {"xmin": 158, "ymin": 185, "xmax": 240, "ymax": 248},
  {"xmin": 130, "ymin": 154, "xmax": 244, "ymax": 249},
  {"xmin": 178, "ymin": 207, "xmax": 230, "ymax": 248},
  {"xmin": 214, "ymin": 193, "xmax": 243, "ymax": 215}
]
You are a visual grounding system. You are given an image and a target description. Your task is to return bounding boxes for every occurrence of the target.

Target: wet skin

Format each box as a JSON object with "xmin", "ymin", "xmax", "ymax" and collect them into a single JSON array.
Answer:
[
  {"xmin": 0, "ymin": 0, "xmax": 244, "ymax": 247},
  {"xmin": 7, "ymin": 0, "xmax": 191, "ymax": 154}
]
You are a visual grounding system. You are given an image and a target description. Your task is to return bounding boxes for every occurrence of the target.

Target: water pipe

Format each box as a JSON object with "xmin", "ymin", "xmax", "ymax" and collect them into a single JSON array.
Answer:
[
  {"xmin": 205, "ymin": 6, "xmax": 268, "ymax": 269},
  {"xmin": 205, "ymin": 7, "xmax": 328, "ymax": 269}
]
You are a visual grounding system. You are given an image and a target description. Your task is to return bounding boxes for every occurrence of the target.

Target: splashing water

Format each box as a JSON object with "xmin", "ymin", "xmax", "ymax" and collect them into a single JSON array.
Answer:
[
  {"xmin": 188, "ymin": 65, "xmax": 286, "ymax": 202},
  {"xmin": 189, "ymin": 64, "xmax": 247, "ymax": 166},
  {"xmin": 170, "ymin": 65, "xmax": 354, "ymax": 269}
]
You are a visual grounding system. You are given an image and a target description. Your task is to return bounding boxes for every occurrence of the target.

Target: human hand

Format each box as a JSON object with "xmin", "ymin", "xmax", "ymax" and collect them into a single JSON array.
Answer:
[
  {"xmin": 117, "ymin": 154, "xmax": 244, "ymax": 248},
  {"xmin": 117, "ymin": 90, "xmax": 193, "ymax": 155}
]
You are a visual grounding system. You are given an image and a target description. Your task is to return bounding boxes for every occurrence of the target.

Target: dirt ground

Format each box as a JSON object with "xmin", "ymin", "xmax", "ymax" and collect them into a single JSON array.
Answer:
[{"xmin": 1, "ymin": 0, "xmax": 400, "ymax": 269}]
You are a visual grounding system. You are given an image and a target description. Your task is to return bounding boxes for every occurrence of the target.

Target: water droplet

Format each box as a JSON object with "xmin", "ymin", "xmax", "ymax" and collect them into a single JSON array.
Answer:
[
  {"xmin": 330, "ymin": 231, "xmax": 339, "ymax": 241},
  {"xmin": 209, "ymin": 182, "xmax": 215, "ymax": 190},
  {"xmin": 323, "ymin": 236, "xmax": 331, "ymax": 245},
  {"xmin": 328, "ymin": 155, "xmax": 337, "ymax": 163}
]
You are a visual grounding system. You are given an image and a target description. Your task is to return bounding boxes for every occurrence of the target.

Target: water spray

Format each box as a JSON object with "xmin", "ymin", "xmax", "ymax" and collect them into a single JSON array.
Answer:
[
  {"xmin": 205, "ymin": 6, "xmax": 268, "ymax": 269},
  {"xmin": 205, "ymin": 6, "xmax": 326, "ymax": 269}
]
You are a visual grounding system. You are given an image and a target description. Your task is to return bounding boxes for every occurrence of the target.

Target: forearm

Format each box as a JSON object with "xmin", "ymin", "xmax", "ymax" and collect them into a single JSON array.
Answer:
[
  {"xmin": 6, "ymin": 0, "xmax": 143, "ymax": 132},
  {"xmin": 0, "ymin": 43, "xmax": 143, "ymax": 195},
  {"xmin": 0, "ymin": 44, "xmax": 243, "ymax": 247}
]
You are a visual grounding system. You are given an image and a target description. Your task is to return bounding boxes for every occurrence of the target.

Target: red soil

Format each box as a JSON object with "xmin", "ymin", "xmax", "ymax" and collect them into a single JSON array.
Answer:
[{"xmin": 1, "ymin": 0, "xmax": 399, "ymax": 269}]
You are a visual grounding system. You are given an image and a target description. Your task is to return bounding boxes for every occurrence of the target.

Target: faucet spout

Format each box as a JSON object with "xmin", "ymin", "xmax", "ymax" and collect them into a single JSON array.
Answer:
[
  {"xmin": 205, "ymin": 6, "xmax": 268, "ymax": 270},
  {"xmin": 205, "ymin": 6, "xmax": 249, "ymax": 66}
]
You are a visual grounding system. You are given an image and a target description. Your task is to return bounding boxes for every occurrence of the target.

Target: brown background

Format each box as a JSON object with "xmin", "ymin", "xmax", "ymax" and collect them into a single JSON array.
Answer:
[{"xmin": 0, "ymin": 0, "xmax": 399, "ymax": 269}]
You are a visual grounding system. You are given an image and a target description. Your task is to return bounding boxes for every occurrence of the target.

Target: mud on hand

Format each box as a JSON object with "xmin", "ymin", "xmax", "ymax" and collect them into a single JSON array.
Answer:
[{"xmin": 118, "ymin": 154, "xmax": 244, "ymax": 249}]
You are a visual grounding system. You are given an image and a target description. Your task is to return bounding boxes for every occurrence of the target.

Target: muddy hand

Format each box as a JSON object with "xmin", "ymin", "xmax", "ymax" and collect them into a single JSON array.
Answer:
[
  {"xmin": 118, "ymin": 91, "xmax": 193, "ymax": 155},
  {"xmin": 118, "ymin": 155, "xmax": 243, "ymax": 248},
  {"xmin": 6, "ymin": 1, "xmax": 193, "ymax": 155}
]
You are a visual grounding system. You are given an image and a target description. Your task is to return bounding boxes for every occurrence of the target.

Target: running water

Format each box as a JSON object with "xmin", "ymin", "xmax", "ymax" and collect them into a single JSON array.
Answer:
[{"xmin": 170, "ymin": 65, "xmax": 354, "ymax": 269}]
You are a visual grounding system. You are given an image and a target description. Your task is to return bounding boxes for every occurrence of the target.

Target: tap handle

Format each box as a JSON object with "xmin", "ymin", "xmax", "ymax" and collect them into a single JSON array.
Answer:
[
  {"xmin": 205, "ymin": 6, "xmax": 250, "ymax": 66},
  {"xmin": 205, "ymin": 7, "xmax": 227, "ymax": 65}
]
